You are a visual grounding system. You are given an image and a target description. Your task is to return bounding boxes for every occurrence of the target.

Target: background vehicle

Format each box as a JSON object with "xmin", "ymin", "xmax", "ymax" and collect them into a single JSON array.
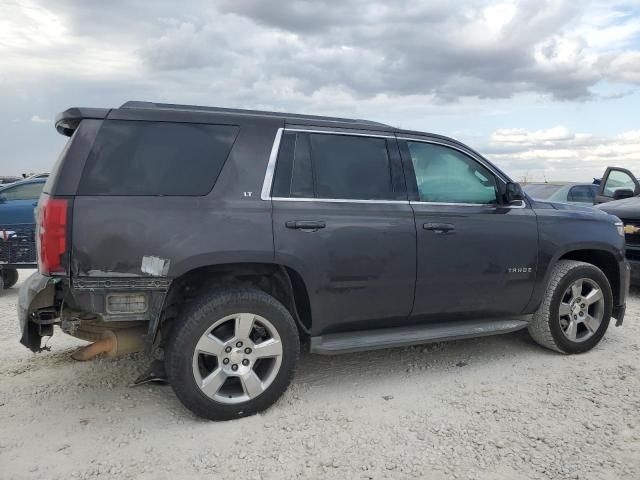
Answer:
[
  {"xmin": 19, "ymin": 102, "xmax": 628, "ymax": 420},
  {"xmin": 0, "ymin": 178, "xmax": 45, "ymax": 288},
  {"xmin": 595, "ymin": 166, "xmax": 640, "ymax": 282},
  {"xmin": 523, "ymin": 182, "xmax": 598, "ymax": 205}
]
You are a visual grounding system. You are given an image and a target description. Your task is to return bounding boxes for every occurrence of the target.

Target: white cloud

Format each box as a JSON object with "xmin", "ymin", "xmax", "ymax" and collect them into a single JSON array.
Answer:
[
  {"xmin": 488, "ymin": 127, "xmax": 640, "ymax": 181},
  {"xmin": 30, "ymin": 115, "xmax": 50, "ymax": 124}
]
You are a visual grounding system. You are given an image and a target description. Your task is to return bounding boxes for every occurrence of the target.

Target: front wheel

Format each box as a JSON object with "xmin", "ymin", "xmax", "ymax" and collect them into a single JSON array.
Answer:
[
  {"xmin": 166, "ymin": 288, "xmax": 300, "ymax": 421},
  {"xmin": 529, "ymin": 260, "xmax": 612, "ymax": 354}
]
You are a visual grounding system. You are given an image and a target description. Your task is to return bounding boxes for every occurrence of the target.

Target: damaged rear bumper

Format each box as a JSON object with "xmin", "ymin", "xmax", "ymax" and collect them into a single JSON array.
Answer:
[
  {"xmin": 19, "ymin": 272, "xmax": 171, "ymax": 353},
  {"xmin": 19, "ymin": 272, "xmax": 59, "ymax": 352}
]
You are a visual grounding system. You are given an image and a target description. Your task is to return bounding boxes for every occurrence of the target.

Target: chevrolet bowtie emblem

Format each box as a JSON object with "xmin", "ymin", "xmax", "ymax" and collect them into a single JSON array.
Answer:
[{"xmin": 623, "ymin": 224, "xmax": 640, "ymax": 234}]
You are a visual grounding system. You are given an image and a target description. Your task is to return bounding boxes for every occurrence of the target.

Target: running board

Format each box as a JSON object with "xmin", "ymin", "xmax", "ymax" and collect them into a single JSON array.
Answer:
[{"xmin": 310, "ymin": 317, "xmax": 531, "ymax": 355}]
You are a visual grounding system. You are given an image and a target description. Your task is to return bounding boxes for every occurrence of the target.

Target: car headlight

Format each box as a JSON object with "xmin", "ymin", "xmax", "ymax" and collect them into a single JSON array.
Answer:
[{"xmin": 615, "ymin": 221, "xmax": 625, "ymax": 237}]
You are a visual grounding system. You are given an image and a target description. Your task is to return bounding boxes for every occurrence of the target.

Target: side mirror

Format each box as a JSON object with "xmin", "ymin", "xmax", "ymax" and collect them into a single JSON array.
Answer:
[
  {"xmin": 505, "ymin": 182, "xmax": 524, "ymax": 203},
  {"xmin": 613, "ymin": 189, "xmax": 634, "ymax": 201}
]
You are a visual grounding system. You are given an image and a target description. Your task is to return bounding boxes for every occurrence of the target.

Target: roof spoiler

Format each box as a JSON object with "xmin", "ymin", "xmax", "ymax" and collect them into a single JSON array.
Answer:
[{"xmin": 55, "ymin": 107, "xmax": 110, "ymax": 136}]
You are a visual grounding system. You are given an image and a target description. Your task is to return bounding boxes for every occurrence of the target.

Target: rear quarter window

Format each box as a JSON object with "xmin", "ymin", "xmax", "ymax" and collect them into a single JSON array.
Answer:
[{"xmin": 78, "ymin": 120, "xmax": 239, "ymax": 196}]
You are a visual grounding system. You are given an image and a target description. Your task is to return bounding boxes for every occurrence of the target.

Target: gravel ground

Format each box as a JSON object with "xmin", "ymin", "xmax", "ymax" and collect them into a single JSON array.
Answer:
[{"xmin": 1, "ymin": 270, "xmax": 639, "ymax": 480}]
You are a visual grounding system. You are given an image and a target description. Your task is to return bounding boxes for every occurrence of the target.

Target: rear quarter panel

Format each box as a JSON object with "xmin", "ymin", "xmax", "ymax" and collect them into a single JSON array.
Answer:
[{"xmin": 71, "ymin": 116, "xmax": 281, "ymax": 278}]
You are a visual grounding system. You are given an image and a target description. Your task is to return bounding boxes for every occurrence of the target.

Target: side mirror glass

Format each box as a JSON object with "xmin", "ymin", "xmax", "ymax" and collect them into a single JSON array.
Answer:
[
  {"xmin": 613, "ymin": 188, "xmax": 634, "ymax": 201},
  {"xmin": 505, "ymin": 182, "xmax": 524, "ymax": 203}
]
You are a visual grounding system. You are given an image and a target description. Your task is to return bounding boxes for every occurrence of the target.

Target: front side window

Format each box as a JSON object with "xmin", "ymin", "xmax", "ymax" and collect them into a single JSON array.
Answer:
[
  {"xmin": 603, "ymin": 170, "xmax": 636, "ymax": 197},
  {"xmin": 406, "ymin": 142, "xmax": 497, "ymax": 204},
  {"xmin": 272, "ymin": 131, "xmax": 405, "ymax": 200},
  {"xmin": 0, "ymin": 182, "xmax": 44, "ymax": 201}
]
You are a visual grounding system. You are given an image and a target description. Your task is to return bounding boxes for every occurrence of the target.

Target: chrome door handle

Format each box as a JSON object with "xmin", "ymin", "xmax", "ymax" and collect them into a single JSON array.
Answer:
[
  {"xmin": 423, "ymin": 222, "xmax": 455, "ymax": 233},
  {"xmin": 285, "ymin": 220, "xmax": 326, "ymax": 231}
]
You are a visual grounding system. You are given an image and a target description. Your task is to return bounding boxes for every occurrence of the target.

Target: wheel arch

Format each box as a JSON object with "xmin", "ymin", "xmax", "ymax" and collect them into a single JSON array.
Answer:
[
  {"xmin": 527, "ymin": 244, "xmax": 624, "ymax": 314},
  {"xmin": 157, "ymin": 262, "xmax": 312, "ymax": 345}
]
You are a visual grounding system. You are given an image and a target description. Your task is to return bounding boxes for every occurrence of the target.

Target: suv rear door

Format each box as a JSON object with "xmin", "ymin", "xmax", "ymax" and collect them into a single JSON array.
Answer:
[
  {"xmin": 268, "ymin": 127, "xmax": 416, "ymax": 335},
  {"xmin": 398, "ymin": 136, "xmax": 538, "ymax": 322},
  {"xmin": 595, "ymin": 167, "xmax": 640, "ymax": 204}
]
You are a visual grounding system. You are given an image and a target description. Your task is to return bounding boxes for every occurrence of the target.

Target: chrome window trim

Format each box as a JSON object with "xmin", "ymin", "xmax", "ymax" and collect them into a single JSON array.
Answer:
[
  {"xmin": 285, "ymin": 128, "xmax": 395, "ymax": 139},
  {"xmin": 396, "ymin": 136, "xmax": 508, "ymax": 183},
  {"xmin": 261, "ymin": 128, "xmax": 527, "ymax": 208},
  {"xmin": 260, "ymin": 127, "xmax": 283, "ymax": 200},
  {"xmin": 410, "ymin": 200, "xmax": 527, "ymax": 209},
  {"xmin": 410, "ymin": 201, "xmax": 495, "ymax": 207},
  {"xmin": 272, "ymin": 197, "xmax": 409, "ymax": 204}
]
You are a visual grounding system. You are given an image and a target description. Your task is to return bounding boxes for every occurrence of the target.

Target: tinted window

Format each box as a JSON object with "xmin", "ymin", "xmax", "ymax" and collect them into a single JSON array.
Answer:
[
  {"xmin": 0, "ymin": 182, "xmax": 44, "ymax": 201},
  {"xmin": 311, "ymin": 134, "xmax": 395, "ymax": 200},
  {"xmin": 79, "ymin": 121, "xmax": 239, "ymax": 196},
  {"xmin": 271, "ymin": 132, "xmax": 314, "ymax": 198},
  {"xmin": 272, "ymin": 132, "xmax": 405, "ymax": 200},
  {"xmin": 407, "ymin": 142, "xmax": 497, "ymax": 204},
  {"xmin": 567, "ymin": 185, "xmax": 597, "ymax": 203}
]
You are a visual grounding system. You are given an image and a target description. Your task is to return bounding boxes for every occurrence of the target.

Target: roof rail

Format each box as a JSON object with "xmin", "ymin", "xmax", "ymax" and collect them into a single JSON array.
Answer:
[{"xmin": 120, "ymin": 101, "xmax": 392, "ymax": 128}]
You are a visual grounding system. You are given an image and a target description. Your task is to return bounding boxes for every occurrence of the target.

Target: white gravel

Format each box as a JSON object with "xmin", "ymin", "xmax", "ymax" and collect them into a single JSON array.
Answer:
[{"xmin": 1, "ymin": 270, "xmax": 639, "ymax": 479}]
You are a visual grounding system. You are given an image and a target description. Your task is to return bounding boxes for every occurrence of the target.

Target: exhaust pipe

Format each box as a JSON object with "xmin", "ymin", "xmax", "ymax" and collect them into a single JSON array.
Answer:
[{"xmin": 71, "ymin": 326, "xmax": 146, "ymax": 361}]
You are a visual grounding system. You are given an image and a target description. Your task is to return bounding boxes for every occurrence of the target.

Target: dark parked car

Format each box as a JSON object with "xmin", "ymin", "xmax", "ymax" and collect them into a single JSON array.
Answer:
[
  {"xmin": 594, "ymin": 166, "xmax": 640, "ymax": 282},
  {"xmin": 0, "ymin": 178, "xmax": 45, "ymax": 288},
  {"xmin": 523, "ymin": 182, "xmax": 598, "ymax": 205},
  {"xmin": 19, "ymin": 102, "xmax": 629, "ymax": 420}
]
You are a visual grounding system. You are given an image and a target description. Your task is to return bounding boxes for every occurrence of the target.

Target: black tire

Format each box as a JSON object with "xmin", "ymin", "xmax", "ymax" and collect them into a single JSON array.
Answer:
[
  {"xmin": 1, "ymin": 268, "xmax": 18, "ymax": 289},
  {"xmin": 165, "ymin": 288, "xmax": 300, "ymax": 421},
  {"xmin": 528, "ymin": 260, "xmax": 612, "ymax": 354}
]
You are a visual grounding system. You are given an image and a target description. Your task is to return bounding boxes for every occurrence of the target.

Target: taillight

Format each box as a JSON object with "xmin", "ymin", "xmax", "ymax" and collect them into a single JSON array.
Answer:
[{"xmin": 37, "ymin": 196, "xmax": 69, "ymax": 275}]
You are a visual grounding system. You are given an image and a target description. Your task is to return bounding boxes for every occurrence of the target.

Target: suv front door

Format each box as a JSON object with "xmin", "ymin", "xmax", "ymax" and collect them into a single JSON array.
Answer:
[
  {"xmin": 398, "ymin": 137, "xmax": 538, "ymax": 322},
  {"xmin": 595, "ymin": 167, "xmax": 640, "ymax": 204},
  {"xmin": 268, "ymin": 128, "xmax": 416, "ymax": 335}
]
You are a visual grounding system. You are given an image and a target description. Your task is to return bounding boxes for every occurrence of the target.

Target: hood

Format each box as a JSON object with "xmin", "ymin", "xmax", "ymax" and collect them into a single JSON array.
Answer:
[
  {"xmin": 532, "ymin": 199, "xmax": 606, "ymax": 214},
  {"xmin": 595, "ymin": 196, "xmax": 640, "ymax": 220}
]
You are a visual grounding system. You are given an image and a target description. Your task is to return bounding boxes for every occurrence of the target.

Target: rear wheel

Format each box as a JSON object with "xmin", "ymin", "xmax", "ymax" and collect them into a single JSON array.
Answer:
[
  {"xmin": 529, "ymin": 260, "xmax": 612, "ymax": 354},
  {"xmin": 1, "ymin": 268, "xmax": 18, "ymax": 289},
  {"xmin": 166, "ymin": 288, "xmax": 300, "ymax": 421}
]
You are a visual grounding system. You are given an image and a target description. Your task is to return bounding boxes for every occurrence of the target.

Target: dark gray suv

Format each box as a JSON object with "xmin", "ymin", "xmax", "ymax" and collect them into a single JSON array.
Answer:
[{"xmin": 19, "ymin": 101, "xmax": 629, "ymax": 420}]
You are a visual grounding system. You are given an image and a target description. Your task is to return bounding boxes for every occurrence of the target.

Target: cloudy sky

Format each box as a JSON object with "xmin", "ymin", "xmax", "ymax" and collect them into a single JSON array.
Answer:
[{"xmin": 1, "ymin": 0, "xmax": 640, "ymax": 181}]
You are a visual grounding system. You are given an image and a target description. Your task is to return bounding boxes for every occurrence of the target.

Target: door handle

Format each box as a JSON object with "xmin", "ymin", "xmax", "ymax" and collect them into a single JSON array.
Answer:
[
  {"xmin": 423, "ymin": 222, "xmax": 455, "ymax": 233},
  {"xmin": 285, "ymin": 220, "xmax": 326, "ymax": 231}
]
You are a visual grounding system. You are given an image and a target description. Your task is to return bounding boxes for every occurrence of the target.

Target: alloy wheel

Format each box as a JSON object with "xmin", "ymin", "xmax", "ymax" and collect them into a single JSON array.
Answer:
[
  {"xmin": 191, "ymin": 313, "xmax": 283, "ymax": 404},
  {"xmin": 558, "ymin": 278, "xmax": 604, "ymax": 343}
]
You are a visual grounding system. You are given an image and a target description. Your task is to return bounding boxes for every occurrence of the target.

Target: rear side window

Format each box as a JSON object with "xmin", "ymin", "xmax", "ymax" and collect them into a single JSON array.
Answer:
[
  {"xmin": 79, "ymin": 121, "xmax": 239, "ymax": 196},
  {"xmin": 272, "ymin": 131, "xmax": 405, "ymax": 200},
  {"xmin": 0, "ymin": 182, "xmax": 44, "ymax": 201}
]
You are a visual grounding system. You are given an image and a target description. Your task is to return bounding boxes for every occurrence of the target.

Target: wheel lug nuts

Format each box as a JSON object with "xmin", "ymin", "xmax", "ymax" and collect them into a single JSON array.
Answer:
[
  {"xmin": 225, "ymin": 346, "xmax": 232, "ymax": 353},
  {"xmin": 231, "ymin": 364, "xmax": 238, "ymax": 371},
  {"xmin": 222, "ymin": 358, "xmax": 229, "ymax": 365},
  {"xmin": 244, "ymin": 347, "xmax": 252, "ymax": 354},
  {"xmin": 242, "ymin": 359, "xmax": 250, "ymax": 366},
  {"xmin": 581, "ymin": 304, "xmax": 585, "ymax": 308},
  {"xmin": 573, "ymin": 315, "xmax": 577, "ymax": 320},
  {"xmin": 236, "ymin": 341, "xmax": 243, "ymax": 348},
  {"xmin": 579, "ymin": 311, "xmax": 584, "ymax": 316}
]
